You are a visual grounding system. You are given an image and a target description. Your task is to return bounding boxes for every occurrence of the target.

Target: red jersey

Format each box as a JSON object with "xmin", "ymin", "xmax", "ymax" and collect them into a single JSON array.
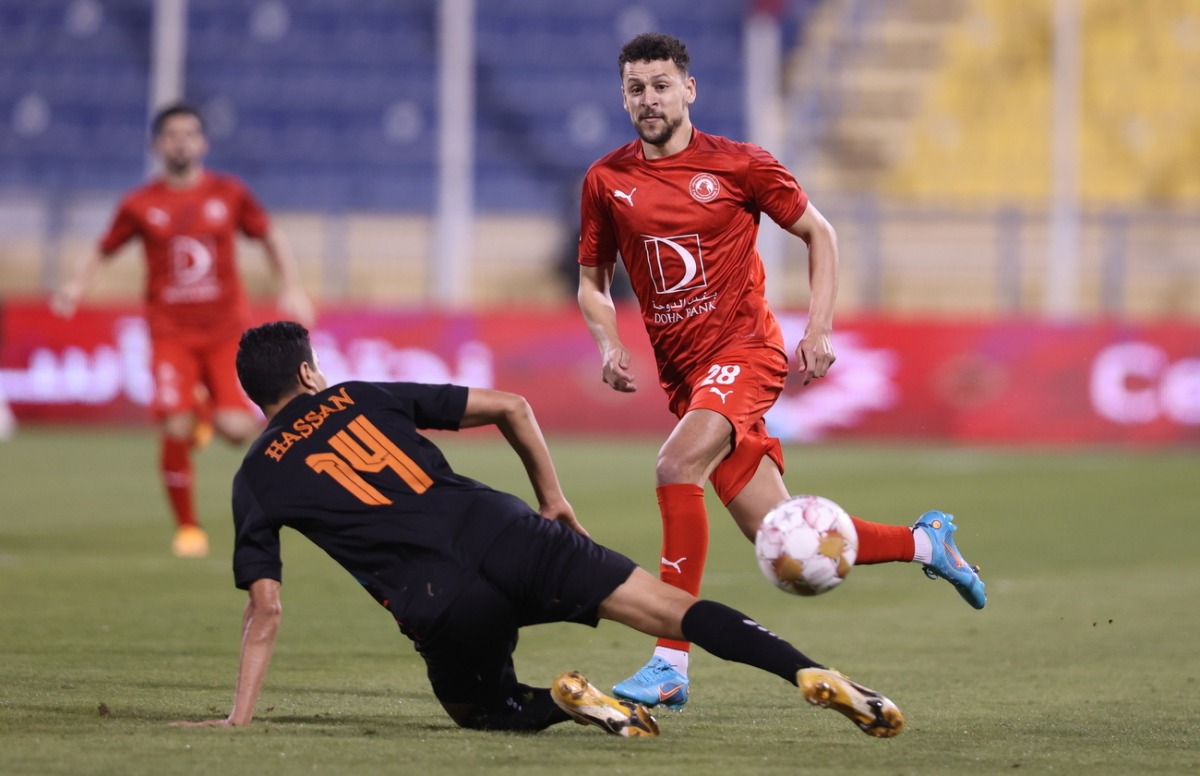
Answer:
[
  {"xmin": 99, "ymin": 171, "xmax": 271, "ymax": 341},
  {"xmin": 578, "ymin": 129, "xmax": 808, "ymax": 389}
]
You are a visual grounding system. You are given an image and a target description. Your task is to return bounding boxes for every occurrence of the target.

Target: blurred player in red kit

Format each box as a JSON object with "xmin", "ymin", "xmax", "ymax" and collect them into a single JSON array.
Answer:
[
  {"xmin": 576, "ymin": 33, "xmax": 987, "ymax": 707},
  {"xmin": 52, "ymin": 103, "xmax": 314, "ymax": 558}
]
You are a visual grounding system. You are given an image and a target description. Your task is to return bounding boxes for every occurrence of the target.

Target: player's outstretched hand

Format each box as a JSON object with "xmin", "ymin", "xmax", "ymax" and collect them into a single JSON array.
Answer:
[
  {"xmin": 540, "ymin": 499, "xmax": 590, "ymax": 538},
  {"xmin": 49, "ymin": 285, "xmax": 82, "ymax": 319},
  {"xmin": 277, "ymin": 285, "xmax": 316, "ymax": 327},
  {"xmin": 602, "ymin": 347, "xmax": 637, "ymax": 393},
  {"xmin": 795, "ymin": 331, "xmax": 836, "ymax": 385}
]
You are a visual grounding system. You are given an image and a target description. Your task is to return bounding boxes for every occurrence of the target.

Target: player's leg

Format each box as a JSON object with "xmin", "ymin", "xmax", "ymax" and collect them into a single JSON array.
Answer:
[
  {"xmin": 715, "ymin": 417, "xmax": 918, "ymax": 561},
  {"xmin": 727, "ymin": 456, "xmax": 918, "ymax": 560},
  {"xmin": 598, "ymin": 568, "xmax": 903, "ymax": 737},
  {"xmin": 654, "ymin": 408, "xmax": 733, "ymax": 595},
  {"xmin": 478, "ymin": 509, "xmax": 897, "ymax": 737},
  {"xmin": 613, "ymin": 408, "xmax": 731, "ymax": 706},
  {"xmin": 618, "ymin": 350, "xmax": 785, "ymax": 704},
  {"xmin": 189, "ymin": 385, "xmax": 214, "ymax": 449},
  {"xmin": 419, "ymin": 576, "xmax": 570, "ymax": 732},
  {"xmin": 720, "ymin": 431, "xmax": 986, "ymax": 609},
  {"xmin": 719, "ymin": 433, "xmax": 788, "ymax": 540},
  {"xmin": 152, "ymin": 340, "xmax": 207, "ymax": 558},
  {"xmin": 475, "ymin": 511, "xmax": 661, "ymax": 736},
  {"xmin": 202, "ymin": 338, "xmax": 261, "ymax": 445},
  {"xmin": 722, "ymin": 446, "xmax": 916, "ymax": 557}
]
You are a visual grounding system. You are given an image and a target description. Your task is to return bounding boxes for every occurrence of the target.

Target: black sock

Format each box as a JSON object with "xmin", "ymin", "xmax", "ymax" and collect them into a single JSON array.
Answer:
[{"xmin": 680, "ymin": 600, "xmax": 823, "ymax": 685}]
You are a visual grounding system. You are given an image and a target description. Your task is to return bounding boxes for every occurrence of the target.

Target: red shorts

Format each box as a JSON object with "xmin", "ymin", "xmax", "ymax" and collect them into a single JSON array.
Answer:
[
  {"xmin": 151, "ymin": 336, "xmax": 253, "ymax": 418},
  {"xmin": 666, "ymin": 347, "xmax": 788, "ymax": 505}
]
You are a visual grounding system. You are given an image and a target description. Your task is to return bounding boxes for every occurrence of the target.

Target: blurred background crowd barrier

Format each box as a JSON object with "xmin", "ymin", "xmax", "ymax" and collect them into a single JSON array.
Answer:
[
  {"xmin": 1, "ymin": 0, "xmax": 1197, "ymax": 441},
  {"xmin": 5, "ymin": 301, "xmax": 1198, "ymax": 443}
]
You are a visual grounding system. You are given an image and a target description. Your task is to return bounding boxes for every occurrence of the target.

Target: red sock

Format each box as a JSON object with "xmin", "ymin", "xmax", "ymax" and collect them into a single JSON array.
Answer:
[
  {"xmin": 161, "ymin": 436, "xmax": 198, "ymax": 528},
  {"xmin": 850, "ymin": 516, "xmax": 914, "ymax": 564},
  {"xmin": 654, "ymin": 483, "xmax": 709, "ymax": 652}
]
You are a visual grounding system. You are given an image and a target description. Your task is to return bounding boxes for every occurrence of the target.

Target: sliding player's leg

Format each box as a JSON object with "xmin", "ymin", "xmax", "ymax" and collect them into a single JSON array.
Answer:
[{"xmin": 599, "ymin": 568, "xmax": 903, "ymax": 738}]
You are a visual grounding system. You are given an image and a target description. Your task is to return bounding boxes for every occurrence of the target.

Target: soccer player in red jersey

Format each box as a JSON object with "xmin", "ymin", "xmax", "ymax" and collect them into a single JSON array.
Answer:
[
  {"xmin": 52, "ymin": 103, "xmax": 314, "ymax": 559},
  {"xmin": 577, "ymin": 34, "xmax": 986, "ymax": 708}
]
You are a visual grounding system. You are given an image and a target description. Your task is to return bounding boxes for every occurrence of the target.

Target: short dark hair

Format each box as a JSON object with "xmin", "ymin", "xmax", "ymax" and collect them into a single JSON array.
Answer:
[
  {"xmin": 618, "ymin": 33, "xmax": 690, "ymax": 78},
  {"xmin": 236, "ymin": 321, "xmax": 314, "ymax": 408},
  {"xmin": 151, "ymin": 102, "xmax": 205, "ymax": 136}
]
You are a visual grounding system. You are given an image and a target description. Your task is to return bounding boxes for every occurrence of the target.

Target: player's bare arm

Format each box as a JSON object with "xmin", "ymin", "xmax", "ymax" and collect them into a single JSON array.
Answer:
[
  {"xmin": 786, "ymin": 203, "xmax": 839, "ymax": 385},
  {"xmin": 260, "ymin": 226, "xmax": 315, "ymax": 326},
  {"xmin": 171, "ymin": 578, "xmax": 281, "ymax": 728},
  {"xmin": 459, "ymin": 388, "xmax": 587, "ymax": 536},
  {"xmin": 578, "ymin": 264, "xmax": 637, "ymax": 393},
  {"xmin": 50, "ymin": 249, "xmax": 107, "ymax": 319}
]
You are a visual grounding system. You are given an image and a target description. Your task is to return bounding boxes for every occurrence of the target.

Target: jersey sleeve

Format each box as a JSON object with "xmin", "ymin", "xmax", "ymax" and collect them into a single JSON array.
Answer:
[
  {"xmin": 577, "ymin": 168, "xmax": 618, "ymax": 267},
  {"xmin": 744, "ymin": 145, "xmax": 808, "ymax": 229},
  {"xmin": 97, "ymin": 197, "xmax": 141, "ymax": 256},
  {"xmin": 231, "ymin": 470, "xmax": 283, "ymax": 589},
  {"xmin": 234, "ymin": 179, "xmax": 271, "ymax": 239},
  {"xmin": 377, "ymin": 382, "xmax": 469, "ymax": 430}
]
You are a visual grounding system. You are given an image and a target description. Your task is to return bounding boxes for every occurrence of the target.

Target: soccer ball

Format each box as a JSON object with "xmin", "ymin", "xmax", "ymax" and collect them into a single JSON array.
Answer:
[{"xmin": 755, "ymin": 495, "xmax": 858, "ymax": 596}]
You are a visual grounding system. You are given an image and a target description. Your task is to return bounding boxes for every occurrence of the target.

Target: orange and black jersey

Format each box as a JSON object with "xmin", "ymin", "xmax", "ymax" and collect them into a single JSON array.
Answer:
[{"xmin": 231, "ymin": 381, "xmax": 537, "ymax": 634}]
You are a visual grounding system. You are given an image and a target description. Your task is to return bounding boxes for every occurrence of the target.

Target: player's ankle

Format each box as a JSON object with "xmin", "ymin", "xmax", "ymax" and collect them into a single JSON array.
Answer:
[{"xmin": 653, "ymin": 646, "xmax": 689, "ymax": 675}]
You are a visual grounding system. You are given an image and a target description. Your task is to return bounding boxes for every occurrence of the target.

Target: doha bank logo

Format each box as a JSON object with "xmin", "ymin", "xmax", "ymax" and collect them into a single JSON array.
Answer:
[{"xmin": 643, "ymin": 233, "xmax": 707, "ymax": 294}]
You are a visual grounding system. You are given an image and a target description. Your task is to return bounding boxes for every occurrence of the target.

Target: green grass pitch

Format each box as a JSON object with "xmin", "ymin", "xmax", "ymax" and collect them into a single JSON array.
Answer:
[{"xmin": 1, "ymin": 427, "xmax": 1197, "ymax": 774}]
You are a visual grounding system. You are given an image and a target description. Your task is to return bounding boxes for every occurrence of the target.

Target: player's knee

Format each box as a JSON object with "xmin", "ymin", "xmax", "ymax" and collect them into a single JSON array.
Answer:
[
  {"xmin": 443, "ymin": 701, "xmax": 539, "ymax": 732},
  {"xmin": 439, "ymin": 700, "xmax": 483, "ymax": 729},
  {"xmin": 654, "ymin": 450, "xmax": 703, "ymax": 485},
  {"xmin": 161, "ymin": 412, "xmax": 195, "ymax": 440},
  {"xmin": 451, "ymin": 713, "xmax": 486, "ymax": 730}
]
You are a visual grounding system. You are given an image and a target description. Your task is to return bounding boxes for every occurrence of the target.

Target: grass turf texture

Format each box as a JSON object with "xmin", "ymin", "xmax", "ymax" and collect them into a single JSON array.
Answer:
[{"xmin": 1, "ymin": 427, "xmax": 1197, "ymax": 775}]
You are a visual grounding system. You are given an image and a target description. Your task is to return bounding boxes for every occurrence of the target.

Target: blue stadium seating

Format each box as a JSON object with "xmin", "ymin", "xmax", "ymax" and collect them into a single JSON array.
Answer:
[
  {"xmin": 0, "ymin": 0, "xmax": 150, "ymax": 191},
  {"xmin": 0, "ymin": 0, "xmax": 803, "ymax": 211}
]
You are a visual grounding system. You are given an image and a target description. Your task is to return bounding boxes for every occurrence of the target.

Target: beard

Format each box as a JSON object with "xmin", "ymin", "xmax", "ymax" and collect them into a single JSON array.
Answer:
[
  {"xmin": 162, "ymin": 152, "xmax": 198, "ymax": 176},
  {"xmin": 635, "ymin": 113, "xmax": 684, "ymax": 147}
]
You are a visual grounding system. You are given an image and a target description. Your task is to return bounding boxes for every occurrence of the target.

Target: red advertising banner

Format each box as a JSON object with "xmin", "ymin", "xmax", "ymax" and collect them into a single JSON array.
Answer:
[{"xmin": 2, "ymin": 300, "xmax": 1198, "ymax": 445}]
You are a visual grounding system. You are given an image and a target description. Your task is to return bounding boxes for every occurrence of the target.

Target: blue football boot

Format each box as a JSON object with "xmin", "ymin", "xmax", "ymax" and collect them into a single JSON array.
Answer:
[
  {"xmin": 913, "ymin": 511, "xmax": 986, "ymax": 609},
  {"xmin": 612, "ymin": 656, "xmax": 690, "ymax": 709}
]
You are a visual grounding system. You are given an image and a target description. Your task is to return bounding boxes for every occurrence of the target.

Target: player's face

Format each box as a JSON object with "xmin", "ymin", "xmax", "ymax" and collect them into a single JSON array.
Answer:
[
  {"xmin": 153, "ymin": 114, "xmax": 208, "ymax": 175},
  {"xmin": 621, "ymin": 59, "xmax": 695, "ymax": 148}
]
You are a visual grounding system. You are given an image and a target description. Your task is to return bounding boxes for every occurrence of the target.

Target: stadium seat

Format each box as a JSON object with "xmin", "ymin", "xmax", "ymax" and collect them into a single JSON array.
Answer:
[
  {"xmin": 885, "ymin": 0, "xmax": 1200, "ymax": 203},
  {"xmin": 0, "ymin": 0, "xmax": 794, "ymax": 212}
]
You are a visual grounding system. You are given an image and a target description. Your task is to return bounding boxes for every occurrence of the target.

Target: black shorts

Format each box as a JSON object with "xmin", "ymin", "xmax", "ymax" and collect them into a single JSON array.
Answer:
[{"xmin": 417, "ymin": 513, "xmax": 637, "ymax": 706}]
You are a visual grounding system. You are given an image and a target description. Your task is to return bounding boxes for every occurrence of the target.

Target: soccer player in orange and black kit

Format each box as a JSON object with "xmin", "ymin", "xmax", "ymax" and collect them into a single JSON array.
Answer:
[
  {"xmin": 52, "ymin": 103, "xmax": 313, "ymax": 558},
  {"xmin": 577, "ymin": 33, "xmax": 987, "ymax": 708},
  {"xmin": 170, "ymin": 321, "xmax": 904, "ymax": 739}
]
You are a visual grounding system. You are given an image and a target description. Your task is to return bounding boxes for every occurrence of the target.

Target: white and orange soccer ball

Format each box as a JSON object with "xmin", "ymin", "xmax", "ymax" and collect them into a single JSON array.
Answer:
[{"xmin": 755, "ymin": 495, "xmax": 858, "ymax": 596}]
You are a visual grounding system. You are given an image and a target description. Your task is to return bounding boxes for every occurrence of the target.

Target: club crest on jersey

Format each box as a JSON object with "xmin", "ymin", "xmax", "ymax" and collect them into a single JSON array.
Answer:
[
  {"xmin": 689, "ymin": 173, "xmax": 720, "ymax": 203},
  {"xmin": 146, "ymin": 207, "xmax": 170, "ymax": 227},
  {"xmin": 204, "ymin": 198, "xmax": 228, "ymax": 224},
  {"xmin": 643, "ymin": 233, "xmax": 707, "ymax": 294}
]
